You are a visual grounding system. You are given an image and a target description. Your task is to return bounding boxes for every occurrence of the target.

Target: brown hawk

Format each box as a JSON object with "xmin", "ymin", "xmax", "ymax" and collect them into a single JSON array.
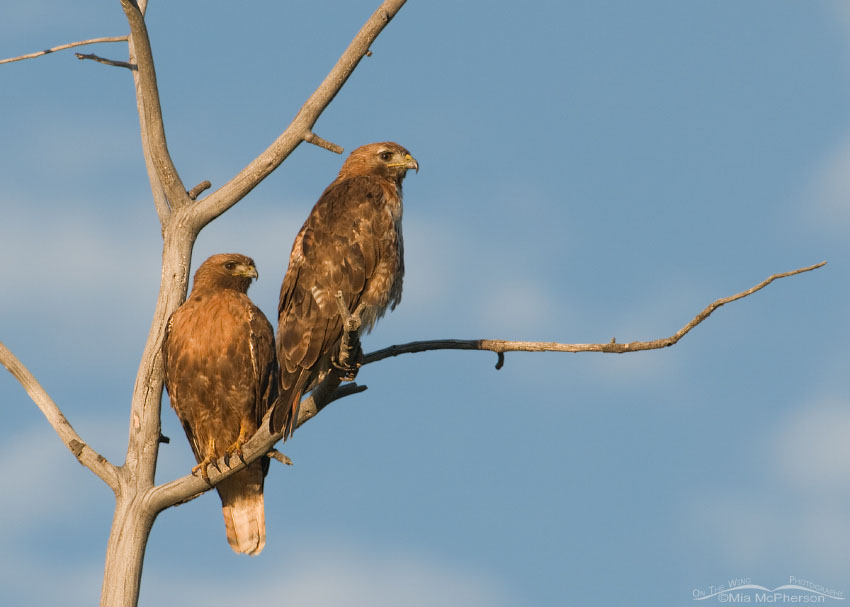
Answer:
[
  {"xmin": 273, "ymin": 142, "xmax": 418, "ymax": 436},
  {"xmin": 162, "ymin": 253, "xmax": 278, "ymax": 556}
]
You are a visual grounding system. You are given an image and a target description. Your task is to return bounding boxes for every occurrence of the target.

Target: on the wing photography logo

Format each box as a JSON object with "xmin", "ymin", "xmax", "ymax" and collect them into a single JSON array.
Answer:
[{"xmin": 692, "ymin": 577, "xmax": 845, "ymax": 603}]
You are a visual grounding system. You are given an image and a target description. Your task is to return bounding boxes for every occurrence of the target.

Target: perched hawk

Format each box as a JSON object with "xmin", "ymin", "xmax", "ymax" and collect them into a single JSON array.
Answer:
[
  {"xmin": 162, "ymin": 253, "xmax": 278, "ymax": 556},
  {"xmin": 273, "ymin": 142, "xmax": 418, "ymax": 436}
]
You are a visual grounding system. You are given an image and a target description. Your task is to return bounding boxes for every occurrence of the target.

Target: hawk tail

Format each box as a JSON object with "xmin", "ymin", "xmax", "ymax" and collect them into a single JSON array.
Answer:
[{"xmin": 217, "ymin": 463, "xmax": 266, "ymax": 556}]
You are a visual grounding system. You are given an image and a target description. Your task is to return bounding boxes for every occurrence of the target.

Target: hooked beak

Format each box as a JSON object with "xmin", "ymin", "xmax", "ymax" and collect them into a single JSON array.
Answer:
[
  {"xmin": 240, "ymin": 265, "xmax": 259, "ymax": 280},
  {"xmin": 404, "ymin": 153, "xmax": 419, "ymax": 174}
]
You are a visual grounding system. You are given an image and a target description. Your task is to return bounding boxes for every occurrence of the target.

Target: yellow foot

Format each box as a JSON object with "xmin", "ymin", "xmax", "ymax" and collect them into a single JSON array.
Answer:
[
  {"xmin": 191, "ymin": 437, "xmax": 218, "ymax": 483},
  {"xmin": 224, "ymin": 420, "xmax": 250, "ymax": 467}
]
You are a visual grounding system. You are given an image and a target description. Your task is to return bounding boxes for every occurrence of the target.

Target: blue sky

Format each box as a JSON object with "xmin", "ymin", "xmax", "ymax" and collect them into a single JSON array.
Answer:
[{"xmin": 2, "ymin": 1, "xmax": 850, "ymax": 605}]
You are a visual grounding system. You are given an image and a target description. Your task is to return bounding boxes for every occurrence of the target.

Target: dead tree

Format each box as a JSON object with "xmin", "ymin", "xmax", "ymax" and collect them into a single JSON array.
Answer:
[{"xmin": 0, "ymin": 2, "xmax": 825, "ymax": 607}]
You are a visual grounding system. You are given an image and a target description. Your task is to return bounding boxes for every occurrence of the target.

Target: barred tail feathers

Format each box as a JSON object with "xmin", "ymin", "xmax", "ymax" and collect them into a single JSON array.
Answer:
[{"xmin": 216, "ymin": 464, "xmax": 266, "ymax": 556}]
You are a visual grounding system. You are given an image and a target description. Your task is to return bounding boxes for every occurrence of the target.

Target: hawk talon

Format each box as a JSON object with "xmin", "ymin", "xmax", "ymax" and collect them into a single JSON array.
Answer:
[
  {"xmin": 192, "ymin": 458, "xmax": 213, "ymax": 484},
  {"xmin": 331, "ymin": 354, "xmax": 361, "ymax": 381},
  {"xmin": 222, "ymin": 450, "xmax": 244, "ymax": 469},
  {"xmin": 224, "ymin": 421, "xmax": 250, "ymax": 468},
  {"xmin": 192, "ymin": 436, "xmax": 219, "ymax": 483}
]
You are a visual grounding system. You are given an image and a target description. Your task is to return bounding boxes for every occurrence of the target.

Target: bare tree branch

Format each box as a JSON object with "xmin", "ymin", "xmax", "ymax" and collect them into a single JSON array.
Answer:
[
  {"xmin": 189, "ymin": 0, "xmax": 408, "ymax": 231},
  {"xmin": 75, "ymin": 53, "xmax": 136, "ymax": 70},
  {"xmin": 147, "ymin": 261, "xmax": 832, "ymax": 511},
  {"xmin": 123, "ymin": 1, "xmax": 169, "ymax": 230},
  {"xmin": 363, "ymin": 262, "xmax": 828, "ymax": 366},
  {"xmin": 147, "ymin": 385, "xmax": 338, "ymax": 511},
  {"xmin": 150, "ymin": 257, "xmax": 828, "ymax": 503},
  {"xmin": 121, "ymin": 0, "xmax": 189, "ymax": 216},
  {"xmin": 0, "ymin": 341, "xmax": 120, "ymax": 491},
  {"xmin": 0, "ymin": 36, "xmax": 128, "ymax": 65}
]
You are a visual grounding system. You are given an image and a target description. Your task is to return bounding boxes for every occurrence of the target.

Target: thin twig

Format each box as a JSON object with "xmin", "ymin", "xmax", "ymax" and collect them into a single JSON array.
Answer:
[
  {"xmin": 363, "ymin": 261, "xmax": 827, "ymax": 364},
  {"xmin": 187, "ymin": 180, "xmax": 212, "ymax": 201},
  {"xmin": 0, "ymin": 36, "xmax": 128, "ymax": 65},
  {"xmin": 0, "ymin": 341, "xmax": 120, "ymax": 491},
  {"xmin": 75, "ymin": 53, "xmax": 136, "ymax": 70},
  {"xmin": 267, "ymin": 449, "xmax": 293, "ymax": 466},
  {"xmin": 305, "ymin": 131, "xmax": 344, "ymax": 154}
]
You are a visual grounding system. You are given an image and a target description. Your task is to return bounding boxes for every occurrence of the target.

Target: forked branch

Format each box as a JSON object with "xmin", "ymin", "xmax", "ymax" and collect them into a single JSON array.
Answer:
[
  {"xmin": 0, "ymin": 341, "xmax": 120, "ymax": 491},
  {"xmin": 363, "ymin": 261, "xmax": 828, "ymax": 366},
  {"xmin": 147, "ymin": 261, "xmax": 825, "ymax": 511}
]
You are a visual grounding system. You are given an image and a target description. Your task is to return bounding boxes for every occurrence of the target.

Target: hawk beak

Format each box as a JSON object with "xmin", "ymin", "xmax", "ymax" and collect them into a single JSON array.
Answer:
[
  {"xmin": 404, "ymin": 154, "xmax": 419, "ymax": 174},
  {"xmin": 242, "ymin": 266, "xmax": 259, "ymax": 279}
]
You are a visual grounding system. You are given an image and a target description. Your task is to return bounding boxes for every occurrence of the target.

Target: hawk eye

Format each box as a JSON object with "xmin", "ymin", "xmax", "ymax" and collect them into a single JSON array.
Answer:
[
  {"xmin": 224, "ymin": 262, "xmax": 237, "ymax": 271},
  {"xmin": 379, "ymin": 151, "xmax": 392, "ymax": 161}
]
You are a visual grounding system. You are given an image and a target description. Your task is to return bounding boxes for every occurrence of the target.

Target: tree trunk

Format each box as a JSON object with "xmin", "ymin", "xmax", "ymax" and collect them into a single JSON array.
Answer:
[{"xmin": 100, "ymin": 491, "xmax": 157, "ymax": 607}]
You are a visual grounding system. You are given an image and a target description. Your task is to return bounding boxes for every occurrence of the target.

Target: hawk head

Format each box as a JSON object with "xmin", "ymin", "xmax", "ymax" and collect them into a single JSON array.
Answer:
[
  {"xmin": 338, "ymin": 142, "xmax": 418, "ymax": 186},
  {"xmin": 191, "ymin": 253, "xmax": 259, "ymax": 294}
]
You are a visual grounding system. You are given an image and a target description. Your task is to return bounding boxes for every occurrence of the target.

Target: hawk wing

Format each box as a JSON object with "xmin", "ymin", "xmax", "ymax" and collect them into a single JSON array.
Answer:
[
  {"xmin": 248, "ymin": 299, "xmax": 279, "ymax": 430},
  {"xmin": 273, "ymin": 175, "xmax": 403, "ymax": 435}
]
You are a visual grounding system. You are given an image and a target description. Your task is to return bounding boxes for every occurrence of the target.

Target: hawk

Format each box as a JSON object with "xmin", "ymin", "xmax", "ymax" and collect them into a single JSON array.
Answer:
[
  {"xmin": 162, "ymin": 253, "xmax": 278, "ymax": 556},
  {"xmin": 273, "ymin": 142, "xmax": 418, "ymax": 436}
]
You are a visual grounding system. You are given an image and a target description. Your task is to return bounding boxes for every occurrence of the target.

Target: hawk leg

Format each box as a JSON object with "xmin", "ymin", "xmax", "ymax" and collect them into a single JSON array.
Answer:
[
  {"xmin": 332, "ymin": 294, "xmax": 365, "ymax": 380},
  {"xmin": 224, "ymin": 419, "xmax": 250, "ymax": 467},
  {"xmin": 191, "ymin": 436, "xmax": 219, "ymax": 483}
]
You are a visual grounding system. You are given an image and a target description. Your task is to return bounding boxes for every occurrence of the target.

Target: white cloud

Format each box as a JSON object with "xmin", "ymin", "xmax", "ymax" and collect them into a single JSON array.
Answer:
[
  {"xmin": 803, "ymin": 135, "xmax": 850, "ymax": 232},
  {"xmin": 477, "ymin": 278, "xmax": 560, "ymax": 336},
  {"xmin": 830, "ymin": 2, "xmax": 850, "ymax": 41},
  {"xmin": 401, "ymin": 215, "xmax": 461, "ymax": 313},
  {"xmin": 768, "ymin": 398, "xmax": 850, "ymax": 492},
  {"xmin": 688, "ymin": 490, "xmax": 850, "ymax": 578},
  {"xmin": 798, "ymin": 3, "xmax": 850, "ymax": 232},
  {"xmin": 0, "ymin": 197, "xmax": 311, "ymax": 337},
  {"xmin": 794, "ymin": 3, "xmax": 850, "ymax": 235},
  {"xmin": 0, "ymin": 424, "xmax": 516, "ymax": 607},
  {"xmin": 0, "ymin": 426, "xmax": 97, "ymax": 539},
  {"xmin": 0, "ymin": 197, "xmax": 158, "ymax": 308},
  {"xmin": 0, "ymin": 420, "xmax": 123, "ymax": 605},
  {"xmin": 142, "ymin": 540, "xmax": 515, "ymax": 607},
  {"xmin": 0, "ymin": 557, "xmax": 102, "ymax": 607},
  {"xmin": 682, "ymin": 396, "xmax": 850, "ymax": 578}
]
